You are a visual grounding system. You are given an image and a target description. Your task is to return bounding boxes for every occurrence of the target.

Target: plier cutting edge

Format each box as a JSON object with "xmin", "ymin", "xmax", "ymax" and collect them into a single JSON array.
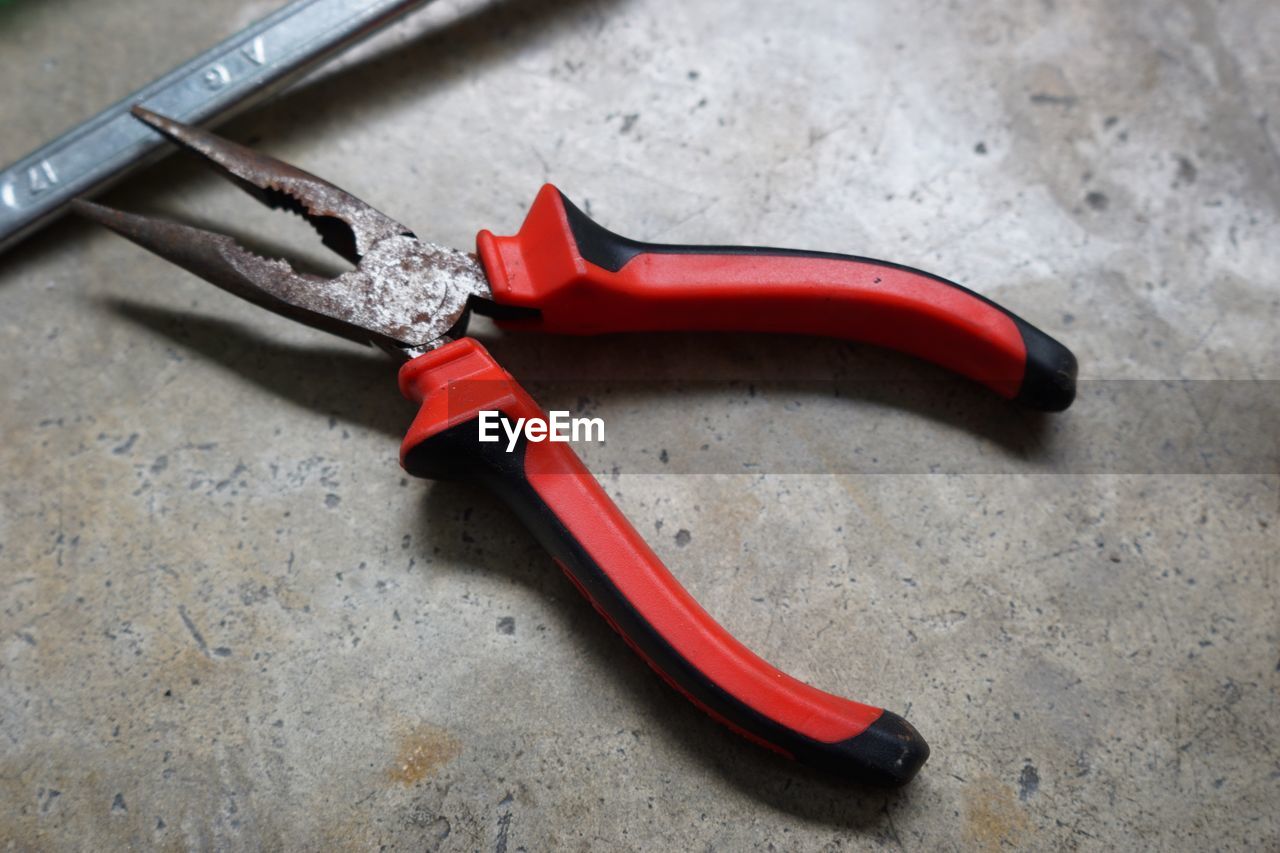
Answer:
[{"xmin": 74, "ymin": 107, "xmax": 1077, "ymax": 787}]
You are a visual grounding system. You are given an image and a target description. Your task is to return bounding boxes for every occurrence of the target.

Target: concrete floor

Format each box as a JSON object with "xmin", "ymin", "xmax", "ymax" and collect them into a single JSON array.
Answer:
[{"xmin": 2, "ymin": 0, "xmax": 1277, "ymax": 849}]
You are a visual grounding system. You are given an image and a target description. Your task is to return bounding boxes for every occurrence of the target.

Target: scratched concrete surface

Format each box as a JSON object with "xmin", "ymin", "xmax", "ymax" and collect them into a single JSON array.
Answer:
[{"xmin": 2, "ymin": 0, "xmax": 1277, "ymax": 849}]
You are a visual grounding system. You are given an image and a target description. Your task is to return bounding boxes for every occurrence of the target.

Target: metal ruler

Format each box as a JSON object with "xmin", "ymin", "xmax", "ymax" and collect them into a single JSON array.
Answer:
[{"xmin": 0, "ymin": 0, "xmax": 431, "ymax": 254}]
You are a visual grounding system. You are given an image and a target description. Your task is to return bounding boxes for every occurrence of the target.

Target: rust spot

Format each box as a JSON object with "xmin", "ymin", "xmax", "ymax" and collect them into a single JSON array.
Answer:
[
  {"xmin": 388, "ymin": 724, "xmax": 461, "ymax": 785},
  {"xmin": 963, "ymin": 775, "xmax": 1031, "ymax": 850}
]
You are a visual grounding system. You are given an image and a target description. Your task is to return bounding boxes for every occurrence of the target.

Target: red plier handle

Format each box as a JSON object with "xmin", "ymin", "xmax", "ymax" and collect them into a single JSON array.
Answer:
[
  {"xmin": 476, "ymin": 185, "xmax": 1077, "ymax": 411},
  {"xmin": 400, "ymin": 339, "xmax": 929, "ymax": 786},
  {"xmin": 397, "ymin": 187, "xmax": 1078, "ymax": 786}
]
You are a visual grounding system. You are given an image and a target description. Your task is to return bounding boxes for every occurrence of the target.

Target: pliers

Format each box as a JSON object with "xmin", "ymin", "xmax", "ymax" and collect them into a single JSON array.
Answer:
[{"xmin": 74, "ymin": 107, "xmax": 1078, "ymax": 787}]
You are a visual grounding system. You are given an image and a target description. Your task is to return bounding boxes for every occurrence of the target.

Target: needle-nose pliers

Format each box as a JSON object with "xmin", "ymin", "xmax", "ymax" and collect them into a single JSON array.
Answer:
[{"xmin": 74, "ymin": 107, "xmax": 1077, "ymax": 787}]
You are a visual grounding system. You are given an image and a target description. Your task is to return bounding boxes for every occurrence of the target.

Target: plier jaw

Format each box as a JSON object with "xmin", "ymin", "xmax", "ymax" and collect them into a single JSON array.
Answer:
[{"xmin": 72, "ymin": 106, "xmax": 491, "ymax": 356}]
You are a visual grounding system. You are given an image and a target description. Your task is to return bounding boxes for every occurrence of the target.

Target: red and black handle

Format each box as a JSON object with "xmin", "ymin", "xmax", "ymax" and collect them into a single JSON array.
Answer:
[
  {"xmin": 399, "ymin": 338, "xmax": 929, "ymax": 786},
  {"xmin": 476, "ymin": 184, "xmax": 1077, "ymax": 411}
]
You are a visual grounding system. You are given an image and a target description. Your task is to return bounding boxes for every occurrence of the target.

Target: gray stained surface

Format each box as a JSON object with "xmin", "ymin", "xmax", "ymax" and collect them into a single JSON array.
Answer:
[{"xmin": 1, "ymin": 0, "xmax": 1277, "ymax": 849}]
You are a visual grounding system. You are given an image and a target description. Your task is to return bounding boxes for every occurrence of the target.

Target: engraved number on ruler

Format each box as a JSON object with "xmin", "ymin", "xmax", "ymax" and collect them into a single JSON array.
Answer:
[
  {"xmin": 202, "ymin": 36, "xmax": 267, "ymax": 90},
  {"xmin": 27, "ymin": 160, "xmax": 59, "ymax": 196},
  {"xmin": 242, "ymin": 35, "xmax": 267, "ymax": 65}
]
